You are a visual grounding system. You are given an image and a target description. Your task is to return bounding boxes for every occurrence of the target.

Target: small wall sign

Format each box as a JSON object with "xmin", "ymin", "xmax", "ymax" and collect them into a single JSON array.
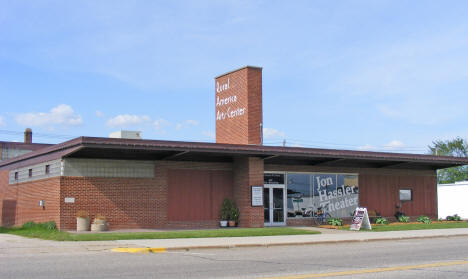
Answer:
[
  {"xmin": 64, "ymin": 197, "xmax": 75, "ymax": 203},
  {"xmin": 251, "ymin": 186, "xmax": 263, "ymax": 207}
]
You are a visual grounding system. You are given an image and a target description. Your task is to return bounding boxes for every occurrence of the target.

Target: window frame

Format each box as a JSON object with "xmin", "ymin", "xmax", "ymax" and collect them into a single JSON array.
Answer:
[{"xmin": 399, "ymin": 189, "xmax": 413, "ymax": 201}]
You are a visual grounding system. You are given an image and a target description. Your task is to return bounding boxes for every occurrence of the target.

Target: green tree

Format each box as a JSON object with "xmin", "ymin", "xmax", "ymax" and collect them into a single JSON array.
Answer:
[{"xmin": 428, "ymin": 137, "xmax": 468, "ymax": 183}]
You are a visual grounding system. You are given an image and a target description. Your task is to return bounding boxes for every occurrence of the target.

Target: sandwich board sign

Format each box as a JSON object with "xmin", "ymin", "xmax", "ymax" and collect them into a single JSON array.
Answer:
[{"xmin": 350, "ymin": 207, "xmax": 372, "ymax": 231}]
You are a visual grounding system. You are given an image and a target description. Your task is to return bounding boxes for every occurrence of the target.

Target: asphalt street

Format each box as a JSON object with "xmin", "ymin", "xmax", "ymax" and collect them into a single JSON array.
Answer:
[{"xmin": 1, "ymin": 236, "xmax": 467, "ymax": 278}]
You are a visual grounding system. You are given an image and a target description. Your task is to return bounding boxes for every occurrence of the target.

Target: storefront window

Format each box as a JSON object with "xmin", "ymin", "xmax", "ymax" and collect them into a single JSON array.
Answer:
[
  {"xmin": 331, "ymin": 174, "xmax": 359, "ymax": 218},
  {"xmin": 285, "ymin": 172, "xmax": 359, "ymax": 219},
  {"xmin": 286, "ymin": 173, "xmax": 312, "ymax": 218}
]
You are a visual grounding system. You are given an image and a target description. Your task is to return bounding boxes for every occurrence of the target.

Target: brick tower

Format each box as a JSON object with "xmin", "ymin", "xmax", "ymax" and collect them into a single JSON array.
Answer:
[{"xmin": 215, "ymin": 66, "xmax": 262, "ymax": 145}]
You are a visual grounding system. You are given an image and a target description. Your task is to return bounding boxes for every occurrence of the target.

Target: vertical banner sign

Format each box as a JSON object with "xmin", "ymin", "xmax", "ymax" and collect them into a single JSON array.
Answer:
[
  {"xmin": 251, "ymin": 186, "xmax": 263, "ymax": 207},
  {"xmin": 350, "ymin": 207, "xmax": 372, "ymax": 231}
]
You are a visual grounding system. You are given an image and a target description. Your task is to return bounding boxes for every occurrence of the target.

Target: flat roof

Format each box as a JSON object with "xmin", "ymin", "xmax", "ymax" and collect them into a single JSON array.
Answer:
[
  {"xmin": 215, "ymin": 65, "xmax": 262, "ymax": 79},
  {"xmin": 1, "ymin": 136, "xmax": 467, "ymax": 171}
]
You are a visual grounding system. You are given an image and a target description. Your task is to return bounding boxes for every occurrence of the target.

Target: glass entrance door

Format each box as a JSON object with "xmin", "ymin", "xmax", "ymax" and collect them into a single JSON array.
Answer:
[{"xmin": 264, "ymin": 185, "xmax": 286, "ymax": 226}]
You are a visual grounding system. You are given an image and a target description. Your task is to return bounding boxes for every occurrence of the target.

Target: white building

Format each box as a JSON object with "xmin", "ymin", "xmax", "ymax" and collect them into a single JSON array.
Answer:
[{"xmin": 438, "ymin": 181, "xmax": 468, "ymax": 220}]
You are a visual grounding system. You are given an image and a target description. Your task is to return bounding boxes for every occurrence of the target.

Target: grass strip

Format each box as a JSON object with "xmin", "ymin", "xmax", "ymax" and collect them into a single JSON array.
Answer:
[
  {"xmin": 366, "ymin": 221, "xmax": 468, "ymax": 232},
  {"xmin": 339, "ymin": 221, "xmax": 468, "ymax": 232},
  {"xmin": 0, "ymin": 224, "xmax": 320, "ymax": 241}
]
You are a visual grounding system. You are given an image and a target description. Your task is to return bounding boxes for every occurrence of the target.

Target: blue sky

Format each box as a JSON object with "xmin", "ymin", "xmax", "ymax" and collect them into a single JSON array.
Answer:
[{"xmin": 1, "ymin": 1, "xmax": 467, "ymax": 153}]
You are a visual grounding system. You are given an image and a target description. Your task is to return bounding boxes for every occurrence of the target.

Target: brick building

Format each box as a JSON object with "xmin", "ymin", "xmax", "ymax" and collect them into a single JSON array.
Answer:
[
  {"xmin": 1, "ymin": 66, "xmax": 467, "ymax": 230},
  {"xmin": 0, "ymin": 129, "xmax": 51, "ymax": 161}
]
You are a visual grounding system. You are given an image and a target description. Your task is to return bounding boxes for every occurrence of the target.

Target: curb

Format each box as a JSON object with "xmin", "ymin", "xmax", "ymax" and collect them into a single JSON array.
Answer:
[
  {"xmin": 112, "ymin": 247, "xmax": 167, "ymax": 253},
  {"xmin": 110, "ymin": 233, "xmax": 468, "ymax": 253}
]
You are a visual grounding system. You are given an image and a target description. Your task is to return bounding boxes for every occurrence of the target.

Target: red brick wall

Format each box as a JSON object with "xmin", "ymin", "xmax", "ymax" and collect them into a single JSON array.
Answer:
[
  {"xmin": 157, "ymin": 161, "xmax": 232, "ymax": 229},
  {"xmin": 0, "ymin": 170, "xmax": 12, "ymax": 226},
  {"xmin": 233, "ymin": 157, "xmax": 264, "ymax": 227},
  {"xmin": 359, "ymin": 173, "xmax": 437, "ymax": 219},
  {"xmin": 215, "ymin": 66, "xmax": 262, "ymax": 145},
  {"xmin": 265, "ymin": 164, "xmax": 438, "ymax": 220},
  {"xmin": 0, "ymin": 171, "xmax": 60, "ymax": 228},
  {"xmin": 167, "ymin": 169, "xmax": 233, "ymax": 222},
  {"xmin": 247, "ymin": 67, "xmax": 262, "ymax": 144},
  {"xmin": 60, "ymin": 177, "xmax": 163, "ymax": 230},
  {"xmin": 59, "ymin": 161, "xmax": 234, "ymax": 230}
]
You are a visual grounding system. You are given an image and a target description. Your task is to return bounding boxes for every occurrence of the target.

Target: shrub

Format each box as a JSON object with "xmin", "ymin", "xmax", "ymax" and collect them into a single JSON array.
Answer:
[
  {"xmin": 230, "ymin": 206, "xmax": 240, "ymax": 223},
  {"xmin": 375, "ymin": 217, "xmax": 388, "ymax": 225},
  {"xmin": 94, "ymin": 214, "xmax": 106, "ymax": 221},
  {"xmin": 76, "ymin": 210, "xmax": 89, "ymax": 218},
  {"xmin": 21, "ymin": 221, "xmax": 36, "ymax": 229},
  {"xmin": 38, "ymin": 221, "xmax": 57, "ymax": 230},
  {"xmin": 21, "ymin": 221, "xmax": 57, "ymax": 231},
  {"xmin": 93, "ymin": 214, "xmax": 107, "ymax": 225},
  {"xmin": 416, "ymin": 215, "xmax": 432, "ymax": 224},
  {"xmin": 219, "ymin": 198, "xmax": 233, "ymax": 220},
  {"xmin": 446, "ymin": 214, "xmax": 461, "ymax": 221},
  {"xmin": 327, "ymin": 218, "xmax": 343, "ymax": 226},
  {"xmin": 398, "ymin": 215, "xmax": 410, "ymax": 223}
]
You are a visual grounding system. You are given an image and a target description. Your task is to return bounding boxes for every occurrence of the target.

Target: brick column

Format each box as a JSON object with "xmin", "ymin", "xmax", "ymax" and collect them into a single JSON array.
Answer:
[
  {"xmin": 215, "ymin": 66, "xmax": 262, "ymax": 145},
  {"xmin": 233, "ymin": 156, "xmax": 264, "ymax": 227}
]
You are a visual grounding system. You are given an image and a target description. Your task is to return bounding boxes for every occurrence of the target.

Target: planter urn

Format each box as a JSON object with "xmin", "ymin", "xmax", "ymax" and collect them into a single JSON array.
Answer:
[
  {"xmin": 220, "ymin": 220, "xmax": 228, "ymax": 227},
  {"xmin": 91, "ymin": 220, "xmax": 107, "ymax": 232},
  {"xmin": 91, "ymin": 219, "xmax": 107, "ymax": 232},
  {"xmin": 76, "ymin": 217, "xmax": 90, "ymax": 231}
]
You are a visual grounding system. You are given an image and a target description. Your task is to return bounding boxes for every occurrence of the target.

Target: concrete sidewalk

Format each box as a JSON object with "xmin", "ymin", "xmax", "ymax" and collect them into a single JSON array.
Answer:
[
  {"xmin": 113, "ymin": 228, "xmax": 468, "ymax": 251},
  {"xmin": 1, "ymin": 228, "xmax": 468, "ymax": 255}
]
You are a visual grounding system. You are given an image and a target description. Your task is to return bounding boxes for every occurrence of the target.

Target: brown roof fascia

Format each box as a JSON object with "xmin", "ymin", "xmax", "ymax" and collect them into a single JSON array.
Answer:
[
  {"xmin": 1, "ymin": 136, "xmax": 468, "ymax": 169},
  {"xmin": 78, "ymin": 137, "xmax": 468, "ymax": 165}
]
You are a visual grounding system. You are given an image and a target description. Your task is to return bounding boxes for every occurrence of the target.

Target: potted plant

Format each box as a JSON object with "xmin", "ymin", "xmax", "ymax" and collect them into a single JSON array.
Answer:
[
  {"xmin": 219, "ymin": 198, "xmax": 232, "ymax": 227},
  {"xmin": 90, "ymin": 214, "xmax": 107, "ymax": 232},
  {"xmin": 76, "ymin": 210, "xmax": 90, "ymax": 231},
  {"xmin": 229, "ymin": 204, "xmax": 240, "ymax": 227}
]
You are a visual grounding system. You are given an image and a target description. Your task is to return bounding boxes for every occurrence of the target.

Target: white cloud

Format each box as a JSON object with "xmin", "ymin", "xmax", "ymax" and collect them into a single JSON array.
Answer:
[
  {"xmin": 383, "ymin": 140, "xmax": 405, "ymax": 150},
  {"xmin": 376, "ymin": 105, "xmax": 402, "ymax": 118},
  {"xmin": 106, "ymin": 114, "xmax": 151, "ymax": 127},
  {"xmin": 335, "ymin": 28, "xmax": 468, "ymax": 98},
  {"xmin": 376, "ymin": 100, "xmax": 459, "ymax": 126},
  {"xmin": 153, "ymin": 118, "xmax": 170, "ymax": 130},
  {"xmin": 0, "ymin": 116, "xmax": 5, "ymax": 127},
  {"xmin": 96, "ymin": 110, "xmax": 104, "ymax": 118},
  {"xmin": 202, "ymin": 130, "xmax": 215, "ymax": 140},
  {"xmin": 176, "ymin": 119, "xmax": 199, "ymax": 130},
  {"xmin": 358, "ymin": 140, "xmax": 405, "ymax": 151},
  {"xmin": 331, "ymin": 28, "xmax": 468, "ymax": 126},
  {"xmin": 290, "ymin": 143, "xmax": 304, "ymax": 148},
  {"xmin": 357, "ymin": 144, "xmax": 377, "ymax": 151},
  {"xmin": 16, "ymin": 104, "xmax": 83, "ymax": 127},
  {"xmin": 263, "ymin": 127, "xmax": 285, "ymax": 140}
]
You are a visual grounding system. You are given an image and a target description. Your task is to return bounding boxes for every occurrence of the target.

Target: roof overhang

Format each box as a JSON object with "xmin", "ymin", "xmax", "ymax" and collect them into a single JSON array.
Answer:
[{"xmin": 1, "ymin": 137, "xmax": 467, "ymax": 171}]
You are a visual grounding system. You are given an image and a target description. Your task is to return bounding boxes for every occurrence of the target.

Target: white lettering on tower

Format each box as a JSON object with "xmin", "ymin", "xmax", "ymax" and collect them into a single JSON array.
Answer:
[{"xmin": 216, "ymin": 78, "xmax": 230, "ymax": 93}]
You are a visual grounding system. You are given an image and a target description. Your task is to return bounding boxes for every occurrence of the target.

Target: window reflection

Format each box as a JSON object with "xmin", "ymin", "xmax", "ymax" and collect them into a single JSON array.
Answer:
[
  {"xmin": 286, "ymin": 174, "xmax": 312, "ymax": 218},
  {"xmin": 285, "ymin": 173, "xmax": 359, "ymax": 219}
]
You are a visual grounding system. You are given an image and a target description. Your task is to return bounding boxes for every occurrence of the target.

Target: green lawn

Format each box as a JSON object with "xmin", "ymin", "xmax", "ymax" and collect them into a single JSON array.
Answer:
[
  {"xmin": 0, "ymin": 222, "xmax": 320, "ymax": 241},
  {"xmin": 341, "ymin": 221, "xmax": 468, "ymax": 232}
]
